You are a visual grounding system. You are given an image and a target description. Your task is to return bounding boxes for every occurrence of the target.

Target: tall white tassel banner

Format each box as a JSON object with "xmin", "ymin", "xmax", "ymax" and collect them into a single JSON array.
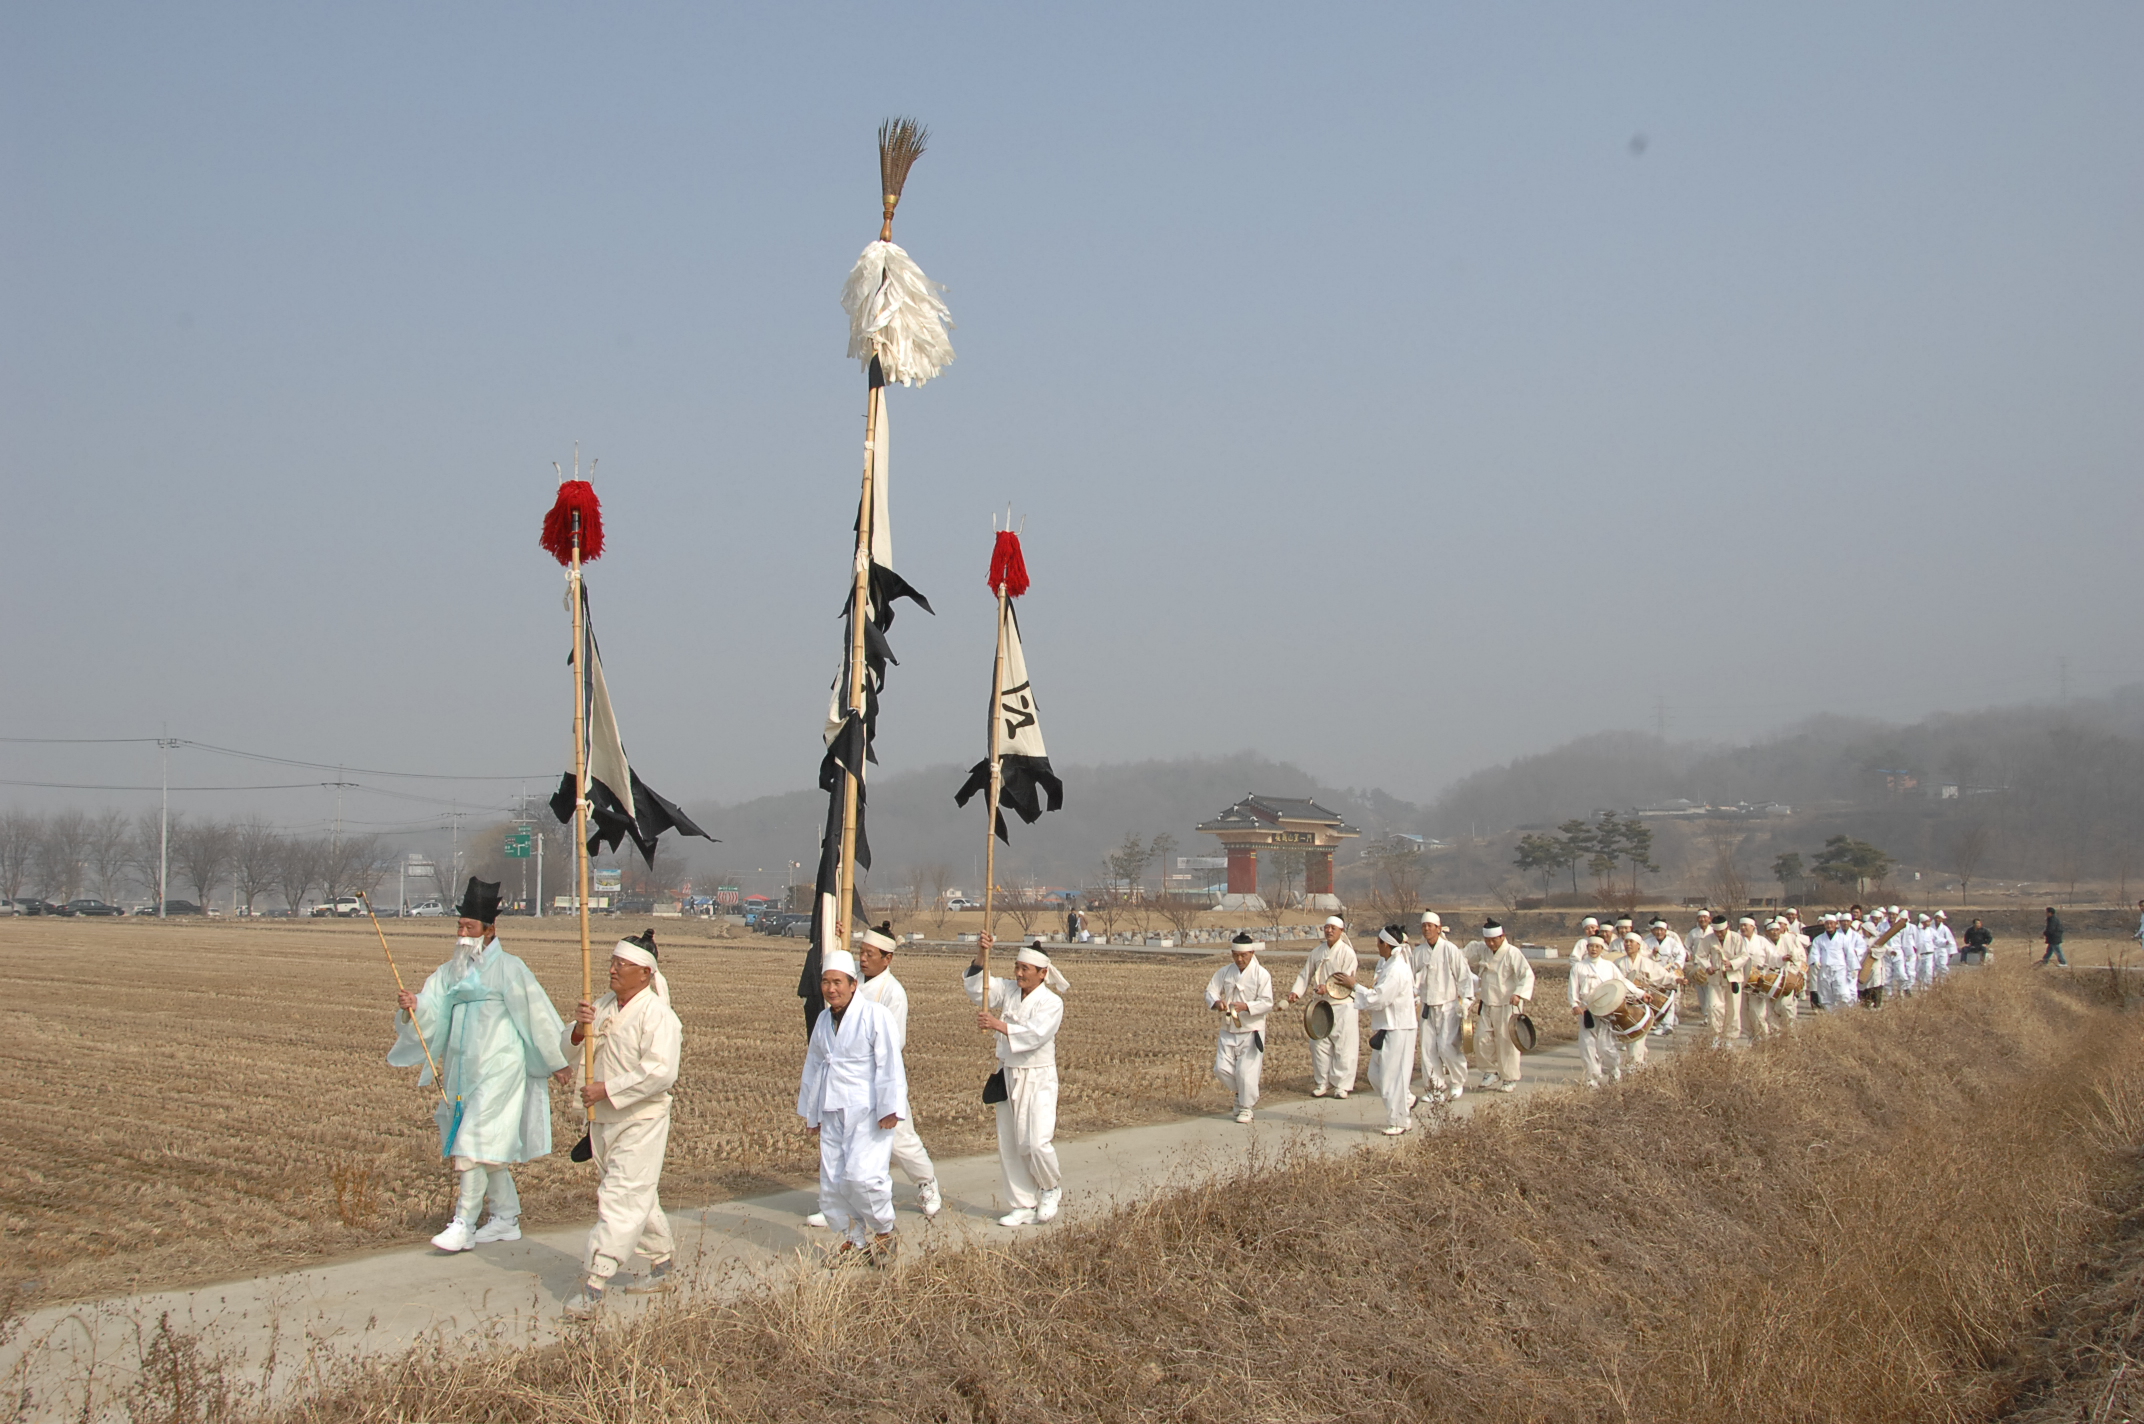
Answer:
[{"xmin": 843, "ymin": 239, "xmax": 955, "ymax": 387}]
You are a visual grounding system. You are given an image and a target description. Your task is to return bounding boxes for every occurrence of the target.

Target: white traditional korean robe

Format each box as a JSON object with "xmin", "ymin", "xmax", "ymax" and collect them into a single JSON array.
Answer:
[
  {"xmin": 564, "ymin": 981, "xmax": 682, "ymax": 1284},
  {"xmin": 858, "ymin": 967, "xmax": 936, "ymax": 1188},
  {"xmin": 1412, "ymin": 933, "xmax": 1471, "ymax": 1095},
  {"xmin": 1353, "ymin": 950, "xmax": 1419, "ymax": 1130},
  {"xmin": 1205, "ymin": 958, "xmax": 1274, "ymax": 1111},
  {"xmin": 798, "ymin": 995, "xmax": 910, "ymax": 1244},
  {"xmin": 1649, "ymin": 929, "xmax": 1687, "ymax": 1031},
  {"xmin": 1291, "ymin": 935, "xmax": 1360, "ymax": 1094},
  {"xmin": 966, "ymin": 966, "xmax": 1064, "ymax": 1211},
  {"xmin": 1568, "ymin": 952, "xmax": 1636, "ymax": 1086},
  {"xmin": 1471, "ymin": 939, "xmax": 1536, "ymax": 1084}
]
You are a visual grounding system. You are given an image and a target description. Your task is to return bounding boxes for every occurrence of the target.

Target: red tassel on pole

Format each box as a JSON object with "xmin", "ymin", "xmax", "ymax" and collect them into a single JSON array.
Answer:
[
  {"xmin": 541, "ymin": 481, "xmax": 606, "ymax": 565},
  {"xmin": 986, "ymin": 530, "xmax": 1029, "ymax": 598}
]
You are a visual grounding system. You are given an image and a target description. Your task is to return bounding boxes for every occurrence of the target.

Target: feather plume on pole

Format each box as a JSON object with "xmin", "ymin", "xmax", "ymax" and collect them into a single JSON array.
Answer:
[{"xmin": 842, "ymin": 117, "xmax": 955, "ymax": 388}]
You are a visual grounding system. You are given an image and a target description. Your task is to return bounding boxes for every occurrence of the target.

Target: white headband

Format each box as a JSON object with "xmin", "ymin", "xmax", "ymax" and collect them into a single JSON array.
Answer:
[
  {"xmin": 1324, "ymin": 916, "xmax": 1346, "ymax": 929},
  {"xmin": 855, "ymin": 927, "xmax": 896, "ymax": 952},
  {"xmin": 821, "ymin": 949, "xmax": 858, "ymax": 980},
  {"xmin": 1581, "ymin": 917, "xmax": 1598, "ymax": 928},
  {"xmin": 1377, "ymin": 928, "xmax": 1402, "ymax": 947},
  {"xmin": 1016, "ymin": 945, "xmax": 1070, "ymax": 993},
  {"xmin": 1420, "ymin": 911, "xmax": 1441, "ymax": 926},
  {"xmin": 613, "ymin": 941, "xmax": 656, "ymax": 969}
]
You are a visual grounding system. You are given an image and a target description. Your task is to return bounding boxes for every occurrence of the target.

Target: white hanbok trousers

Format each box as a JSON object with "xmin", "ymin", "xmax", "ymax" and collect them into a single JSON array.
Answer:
[
  {"xmin": 817, "ymin": 1105, "xmax": 897, "ymax": 1244},
  {"xmin": 1419, "ymin": 1002, "xmax": 1466, "ymax": 1092},
  {"xmin": 1372, "ymin": 1026, "xmax": 1417, "ymax": 1128},
  {"xmin": 1213, "ymin": 1028, "xmax": 1264, "ymax": 1110},
  {"xmin": 584, "ymin": 1113, "xmax": 674, "ymax": 1283},
  {"xmin": 995, "ymin": 1064, "xmax": 1061, "ymax": 1210},
  {"xmin": 1743, "ymin": 991, "xmax": 1777, "ymax": 1040},
  {"xmin": 1309, "ymin": 1006, "xmax": 1360, "ymax": 1093},
  {"xmin": 1704, "ymin": 983, "xmax": 1740, "ymax": 1044},
  {"xmin": 1477, "ymin": 1005, "xmax": 1523, "ymax": 1082},
  {"xmin": 1579, "ymin": 1018, "xmax": 1619, "ymax": 1086},
  {"xmin": 889, "ymin": 1116, "xmax": 935, "ymax": 1186}
]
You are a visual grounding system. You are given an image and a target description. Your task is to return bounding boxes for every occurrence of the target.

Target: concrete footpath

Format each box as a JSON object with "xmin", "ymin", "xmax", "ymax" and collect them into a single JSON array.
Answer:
[{"xmin": 4, "ymin": 1021, "xmax": 1696, "ymax": 1419}]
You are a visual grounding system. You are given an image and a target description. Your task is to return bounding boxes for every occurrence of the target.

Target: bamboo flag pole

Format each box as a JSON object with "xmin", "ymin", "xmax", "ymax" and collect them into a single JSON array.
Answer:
[
  {"xmin": 572, "ymin": 517, "xmax": 595, "ymax": 1129},
  {"xmin": 361, "ymin": 892, "xmax": 445, "ymax": 1100},
  {"xmin": 979, "ymin": 567, "xmax": 1010, "ymax": 987},
  {"xmin": 834, "ymin": 382, "xmax": 880, "ymax": 950}
]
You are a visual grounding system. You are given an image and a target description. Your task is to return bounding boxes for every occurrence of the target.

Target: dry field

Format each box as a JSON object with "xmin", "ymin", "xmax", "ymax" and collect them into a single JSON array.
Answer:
[
  {"xmin": 0, "ymin": 916, "xmax": 1566, "ymax": 1305},
  {"xmin": 234, "ymin": 948, "xmax": 2144, "ymax": 1424}
]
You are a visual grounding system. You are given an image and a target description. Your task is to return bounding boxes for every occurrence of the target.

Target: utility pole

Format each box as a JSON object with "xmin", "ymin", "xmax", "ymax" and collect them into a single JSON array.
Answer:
[{"xmin": 157, "ymin": 734, "xmax": 180, "ymax": 917}]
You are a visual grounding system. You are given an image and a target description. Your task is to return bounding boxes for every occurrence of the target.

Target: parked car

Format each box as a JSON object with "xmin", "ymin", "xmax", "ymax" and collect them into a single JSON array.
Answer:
[
  {"xmin": 10, "ymin": 898, "xmax": 63, "ymax": 916},
  {"xmin": 945, "ymin": 897, "xmax": 981, "ymax": 912},
  {"xmin": 310, "ymin": 897, "xmax": 365, "ymax": 918},
  {"xmin": 63, "ymin": 899, "xmax": 125, "ymax": 917},
  {"xmin": 406, "ymin": 899, "xmax": 446, "ymax": 917},
  {"xmin": 133, "ymin": 900, "xmax": 206, "ymax": 916}
]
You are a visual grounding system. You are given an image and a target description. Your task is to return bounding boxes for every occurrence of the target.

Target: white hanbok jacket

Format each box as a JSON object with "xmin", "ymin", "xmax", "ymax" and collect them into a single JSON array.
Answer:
[
  {"xmin": 565, "ymin": 984, "xmax": 683, "ymax": 1126},
  {"xmin": 1290, "ymin": 937, "xmax": 1358, "ymax": 999},
  {"xmin": 1353, "ymin": 951, "xmax": 1419, "ymax": 1029},
  {"xmin": 1205, "ymin": 959, "xmax": 1274, "ymax": 1034},
  {"xmin": 1412, "ymin": 935, "xmax": 1471, "ymax": 1007},
  {"xmin": 392, "ymin": 939, "xmax": 569, "ymax": 1162},
  {"xmin": 796, "ymin": 996, "xmax": 909, "ymax": 1128},
  {"xmin": 965, "ymin": 969, "xmax": 1063, "ymax": 1070},
  {"xmin": 858, "ymin": 969, "xmax": 913, "ymax": 1050}
]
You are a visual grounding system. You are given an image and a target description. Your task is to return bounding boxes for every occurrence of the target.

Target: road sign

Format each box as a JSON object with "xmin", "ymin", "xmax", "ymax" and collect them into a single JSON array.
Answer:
[{"xmin": 504, "ymin": 828, "xmax": 533, "ymax": 859}]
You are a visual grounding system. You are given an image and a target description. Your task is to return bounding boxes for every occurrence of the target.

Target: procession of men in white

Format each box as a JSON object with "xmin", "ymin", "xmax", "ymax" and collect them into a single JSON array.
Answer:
[{"xmin": 386, "ymin": 882, "xmax": 1976, "ymax": 1307}]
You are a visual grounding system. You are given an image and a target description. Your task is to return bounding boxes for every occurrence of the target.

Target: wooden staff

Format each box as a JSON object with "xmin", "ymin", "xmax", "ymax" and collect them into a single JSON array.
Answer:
[
  {"xmin": 572, "ymin": 515, "xmax": 595, "ymax": 1129},
  {"xmin": 978, "ymin": 569, "xmax": 1010, "ymax": 988},
  {"xmin": 360, "ymin": 892, "xmax": 445, "ymax": 1101},
  {"xmin": 835, "ymin": 378, "xmax": 880, "ymax": 952}
]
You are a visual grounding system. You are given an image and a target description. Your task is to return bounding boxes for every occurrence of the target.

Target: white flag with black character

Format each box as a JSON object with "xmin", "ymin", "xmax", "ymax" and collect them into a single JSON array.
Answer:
[{"xmin": 956, "ymin": 588, "xmax": 1063, "ymax": 841}]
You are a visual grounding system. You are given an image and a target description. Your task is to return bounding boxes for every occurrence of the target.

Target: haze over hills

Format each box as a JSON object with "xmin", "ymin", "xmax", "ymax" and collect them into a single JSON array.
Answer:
[{"xmin": 671, "ymin": 688, "xmax": 2144, "ymax": 901}]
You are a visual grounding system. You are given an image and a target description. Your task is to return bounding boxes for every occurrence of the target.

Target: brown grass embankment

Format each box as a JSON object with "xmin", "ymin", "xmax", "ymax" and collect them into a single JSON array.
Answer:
[
  {"xmin": 268, "ymin": 955, "xmax": 2144, "ymax": 1424},
  {"xmin": 4, "ymin": 918, "xmax": 1550, "ymax": 1303}
]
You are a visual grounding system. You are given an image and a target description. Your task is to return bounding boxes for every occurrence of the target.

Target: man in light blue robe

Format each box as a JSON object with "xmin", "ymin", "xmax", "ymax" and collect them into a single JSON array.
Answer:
[{"xmin": 389, "ymin": 878, "xmax": 570, "ymax": 1252}]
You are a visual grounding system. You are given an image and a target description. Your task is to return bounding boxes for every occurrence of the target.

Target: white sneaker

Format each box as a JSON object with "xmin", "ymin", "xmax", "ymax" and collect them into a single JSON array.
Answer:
[
  {"xmin": 472, "ymin": 1216, "xmax": 521, "ymax": 1244},
  {"xmin": 430, "ymin": 1220, "xmax": 476, "ymax": 1253},
  {"xmin": 1381, "ymin": 1124, "xmax": 1409, "ymax": 1136},
  {"xmin": 805, "ymin": 1212, "xmax": 829, "ymax": 1228},
  {"xmin": 1334, "ymin": 1090, "xmax": 1351, "ymax": 1100},
  {"xmin": 998, "ymin": 1207, "xmax": 1039, "ymax": 1227},
  {"xmin": 1447, "ymin": 1086, "xmax": 1465, "ymax": 1103},
  {"xmin": 1406, "ymin": 1093, "xmax": 1419, "ymax": 1110},
  {"xmin": 1481, "ymin": 1073, "xmax": 1501, "ymax": 1090},
  {"xmin": 916, "ymin": 1181, "xmax": 943, "ymax": 1219},
  {"xmin": 621, "ymin": 1258, "xmax": 673, "ymax": 1294},
  {"xmin": 1494, "ymin": 1082, "xmax": 1517, "ymax": 1093},
  {"xmin": 1310, "ymin": 1085, "xmax": 1329, "ymax": 1098},
  {"xmin": 1036, "ymin": 1188, "xmax": 1062, "ymax": 1223},
  {"xmin": 1234, "ymin": 1108, "xmax": 1254, "ymax": 1124},
  {"xmin": 562, "ymin": 1284, "xmax": 605, "ymax": 1317}
]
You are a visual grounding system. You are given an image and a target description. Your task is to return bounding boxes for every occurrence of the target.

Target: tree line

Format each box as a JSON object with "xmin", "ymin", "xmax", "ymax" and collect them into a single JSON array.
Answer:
[{"xmin": 0, "ymin": 807, "xmax": 386, "ymax": 914}]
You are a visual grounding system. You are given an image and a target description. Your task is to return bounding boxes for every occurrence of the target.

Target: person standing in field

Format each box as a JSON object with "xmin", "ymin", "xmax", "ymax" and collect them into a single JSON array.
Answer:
[
  {"xmin": 969, "ymin": 934, "xmax": 1067, "ymax": 1227},
  {"xmin": 1286, "ymin": 915, "xmax": 1361, "ymax": 1098},
  {"xmin": 390, "ymin": 877, "xmax": 570, "ymax": 1255},
  {"xmin": 1568, "ymin": 935, "xmax": 1633, "ymax": 1087},
  {"xmin": 1206, "ymin": 932, "xmax": 1274, "ymax": 1124},
  {"xmin": 1412, "ymin": 911, "xmax": 1471, "ymax": 1104},
  {"xmin": 563, "ymin": 929, "xmax": 683, "ymax": 1315},
  {"xmin": 853, "ymin": 924, "xmax": 942, "ymax": 1218},
  {"xmin": 1470, "ymin": 920, "xmax": 1534, "ymax": 1093},
  {"xmin": 1740, "ymin": 919, "xmax": 1782, "ymax": 1041},
  {"xmin": 1928, "ymin": 910, "xmax": 1957, "ymax": 979},
  {"xmin": 2040, "ymin": 908, "xmax": 2068, "ymax": 966},
  {"xmin": 1690, "ymin": 913, "xmax": 1748, "ymax": 1048},
  {"xmin": 1335, "ymin": 925, "xmax": 1420, "ymax": 1135},
  {"xmin": 1775, "ymin": 917, "xmax": 1810, "ymax": 1026},
  {"xmin": 797, "ymin": 947, "xmax": 910, "ymax": 1264}
]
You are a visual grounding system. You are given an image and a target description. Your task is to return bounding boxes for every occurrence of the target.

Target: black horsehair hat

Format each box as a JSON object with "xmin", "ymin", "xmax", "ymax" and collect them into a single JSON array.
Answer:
[{"xmin": 456, "ymin": 877, "xmax": 502, "ymax": 924}]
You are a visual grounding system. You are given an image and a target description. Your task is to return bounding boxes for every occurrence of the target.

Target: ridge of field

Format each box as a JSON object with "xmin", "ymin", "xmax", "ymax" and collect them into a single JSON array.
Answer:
[
  {"xmin": 0, "ymin": 917, "xmax": 1572, "ymax": 1305},
  {"xmin": 260, "ymin": 956, "xmax": 2144, "ymax": 1424}
]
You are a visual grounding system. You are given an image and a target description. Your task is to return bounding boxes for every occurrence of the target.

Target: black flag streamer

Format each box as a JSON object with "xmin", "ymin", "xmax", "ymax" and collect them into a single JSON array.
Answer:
[
  {"xmin": 547, "ymin": 585, "xmax": 715, "ymax": 867},
  {"xmin": 799, "ymin": 117, "xmax": 951, "ymax": 1034}
]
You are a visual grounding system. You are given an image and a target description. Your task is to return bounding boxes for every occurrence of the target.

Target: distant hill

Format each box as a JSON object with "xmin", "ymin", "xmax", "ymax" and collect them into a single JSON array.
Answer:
[{"xmin": 682, "ymin": 751, "xmax": 1424, "ymax": 899}]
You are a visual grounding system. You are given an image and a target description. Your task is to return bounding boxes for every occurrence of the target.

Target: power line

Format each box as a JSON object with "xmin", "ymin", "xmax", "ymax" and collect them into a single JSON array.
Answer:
[
  {"xmin": 0, "ymin": 779, "xmax": 345, "ymax": 792},
  {"xmin": 0, "ymin": 735, "xmax": 543, "ymax": 782}
]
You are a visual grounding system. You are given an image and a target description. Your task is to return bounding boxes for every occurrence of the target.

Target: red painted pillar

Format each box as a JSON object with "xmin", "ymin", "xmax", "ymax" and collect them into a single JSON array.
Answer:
[
  {"xmin": 1226, "ymin": 845, "xmax": 1260, "ymax": 895},
  {"xmin": 1305, "ymin": 848, "xmax": 1334, "ymax": 896}
]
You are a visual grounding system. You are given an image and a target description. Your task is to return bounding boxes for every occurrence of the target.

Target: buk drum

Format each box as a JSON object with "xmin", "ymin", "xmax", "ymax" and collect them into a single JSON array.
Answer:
[
  {"xmin": 1745, "ymin": 964, "xmax": 1782, "ymax": 998},
  {"xmin": 1603, "ymin": 996, "xmax": 1655, "ymax": 1040},
  {"xmin": 1772, "ymin": 966, "xmax": 1806, "ymax": 999}
]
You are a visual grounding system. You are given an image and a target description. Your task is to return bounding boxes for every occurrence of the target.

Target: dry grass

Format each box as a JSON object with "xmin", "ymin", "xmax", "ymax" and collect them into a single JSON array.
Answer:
[
  {"xmin": 244, "ymin": 952, "xmax": 2144, "ymax": 1424},
  {"xmin": 2, "ymin": 918, "xmax": 1541, "ymax": 1304}
]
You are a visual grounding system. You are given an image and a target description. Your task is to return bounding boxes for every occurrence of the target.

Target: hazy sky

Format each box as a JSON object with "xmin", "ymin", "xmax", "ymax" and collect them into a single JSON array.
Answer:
[{"xmin": 6, "ymin": 4, "xmax": 2140, "ymax": 839}]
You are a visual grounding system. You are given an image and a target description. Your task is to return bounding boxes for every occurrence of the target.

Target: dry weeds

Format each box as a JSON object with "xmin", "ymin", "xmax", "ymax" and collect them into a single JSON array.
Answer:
[
  {"xmin": 248, "ymin": 953, "xmax": 2144, "ymax": 1424},
  {"xmin": 3, "ymin": 918, "xmax": 1540, "ymax": 1304}
]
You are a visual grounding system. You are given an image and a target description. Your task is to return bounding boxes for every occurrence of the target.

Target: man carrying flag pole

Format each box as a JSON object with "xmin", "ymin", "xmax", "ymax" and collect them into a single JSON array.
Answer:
[{"xmin": 799, "ymin": 117, "xmax": 949, "ymax": 1033}]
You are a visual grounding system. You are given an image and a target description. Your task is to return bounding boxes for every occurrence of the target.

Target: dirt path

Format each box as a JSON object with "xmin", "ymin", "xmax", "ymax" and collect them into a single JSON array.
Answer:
[{"xmin": 3, "ymin": 1020, "xmax": 1693, "ymax": 1421}]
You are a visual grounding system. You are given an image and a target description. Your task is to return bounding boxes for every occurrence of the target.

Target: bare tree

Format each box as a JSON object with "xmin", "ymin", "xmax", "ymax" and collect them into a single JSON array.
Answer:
[
  {"xmin": 231, "ymin": 816, "xmax": 284, "ymax": 916},
  {"xmin": 1002, "ymin": 883, "xmax": 1047, "ymax": 940},
  {"xmin": 128, "ymin": 809, "xmax": 176, "ymax": 905},
  {"xmin": 1705, "ymin": 823, "xmax": 1749, "ymax": 911},
  {"xmin": 0, "ymin": 809, "xmax": 42, "ymax": 902},
  {"xmin": 917, "ymin": 861, "xmax": 954, "ymax": 934},
  {"xmin": 1262, "ymin": 847, "xmax": 1306, "ymax": 909},
  {"xmin": 1362, "ymin": 842, "xmax": 1427, "ymax": 927},
  {"xmin": 1149, "ymin": 832, "xmax": 1178, "ymax": 901},
  {"xmin": 622, "ymin": 844, "xmax": 686, "ymax": 897},
  {"xmin": 1106, "ymin": 832, "xmax": 1151, "ymax": 901},
  {"xmin": 173, "ymin": 817, "xmax": 236, "ymax": 912},
  {"xmin": 1155, "ymin": 891, "xmax": 1207, "ymax": 945},
  {"xmin": 322, "ymin": 834, "xmax": 387, "ymax": 903},
  {"xmin": 86, "ymin": 808, "xmax": 131, "ymax": 904},
  {"xmin": 1951, "ymin": 822, "xmax": 1993, "ymax": 907},
  {"xmin": 276, "ymin": 835, "xmax": 327, "ymax": 916},
  {"xmin": 35, "ymin": 809, "xmax": 88, "ymax": 903}
]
